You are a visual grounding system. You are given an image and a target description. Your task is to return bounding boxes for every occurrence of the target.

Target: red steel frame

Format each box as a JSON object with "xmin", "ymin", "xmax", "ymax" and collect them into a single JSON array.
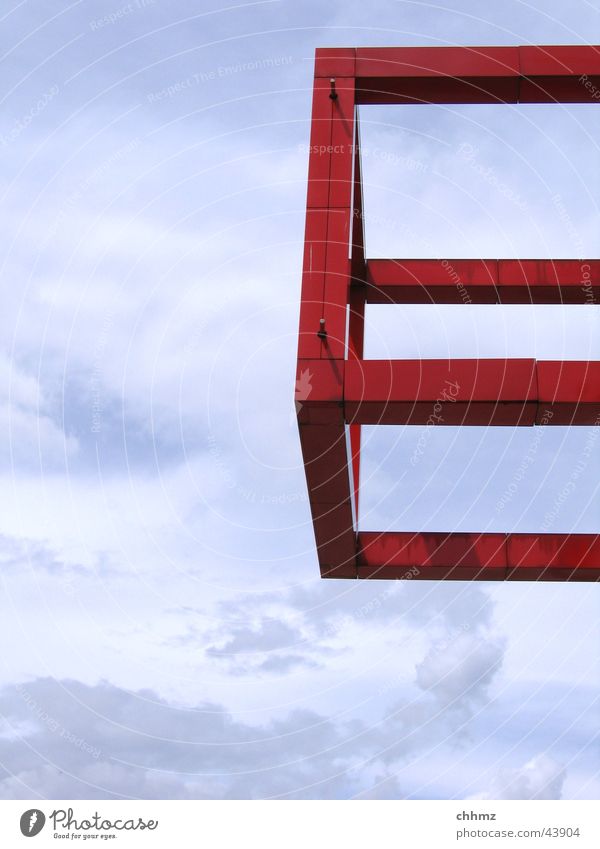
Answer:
[{"xmin": 296, "ymin": 46, "xmax": 600, "ymax": 581}]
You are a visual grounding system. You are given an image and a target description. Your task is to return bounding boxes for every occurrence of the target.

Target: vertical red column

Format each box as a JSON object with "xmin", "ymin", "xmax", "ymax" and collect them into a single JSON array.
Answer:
[{"xmin": 296, "ymin": 49, "xmax": 358, "ymax": 577}]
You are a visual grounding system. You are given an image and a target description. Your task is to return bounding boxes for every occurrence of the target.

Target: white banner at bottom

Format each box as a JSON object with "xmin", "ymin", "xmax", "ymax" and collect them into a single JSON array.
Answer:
[{"xmin": 0, "ymin": 799, "xmax": 598, "ymax": 848}]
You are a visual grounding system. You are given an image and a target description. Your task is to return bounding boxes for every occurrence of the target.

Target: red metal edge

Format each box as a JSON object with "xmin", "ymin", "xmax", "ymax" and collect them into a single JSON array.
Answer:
[
  {"xmin": 365, "ymin": 259, "xmax": 600, "ymax": 304},
  {"xmin": 356, "ymin": 532, "xmax": 600, "ymax": 581}
]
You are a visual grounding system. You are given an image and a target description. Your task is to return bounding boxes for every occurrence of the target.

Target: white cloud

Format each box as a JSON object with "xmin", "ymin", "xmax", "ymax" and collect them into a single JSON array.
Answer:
[
  {"xmin": 0, "ymin": 353, "xmax": 77, "ymax": 468},
  {"xmin": 0, "ymin": 678, "xmax": 393, "ymax": 799},
  {"xmin": 416, "ymin": 632, "xmax": 505, "ymax": 708},
  {"xmin": 471, "ymin": 754, "xmax": 566, "ymax": 800}
]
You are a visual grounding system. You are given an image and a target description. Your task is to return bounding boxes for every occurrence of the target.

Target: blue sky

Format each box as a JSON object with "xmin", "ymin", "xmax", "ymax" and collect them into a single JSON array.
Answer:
[{"xmin": 0, "ymin": 0, "xmax": 598, "ymax": 799}]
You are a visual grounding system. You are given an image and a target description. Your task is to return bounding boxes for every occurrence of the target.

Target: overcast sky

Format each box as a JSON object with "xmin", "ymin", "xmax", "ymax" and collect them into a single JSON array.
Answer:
[{"xmin": 0, "ymin": 0, "xmax": 599, "ymax": 800}]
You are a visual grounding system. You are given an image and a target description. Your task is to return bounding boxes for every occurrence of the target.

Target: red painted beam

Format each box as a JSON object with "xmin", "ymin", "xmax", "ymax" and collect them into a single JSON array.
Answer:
[
  {"xmin": 312, "ymin": 499, "xmax": 356, "ymax": 578},
  {"xmin": 352, "ymin": 45, "xmax": 600, "ymax": 103},
  {"xmin": 356, "ymin": 532, "xmax": 600, "ymax": 581},
  {"xmin": 365, "ymin": 259, "xmax": 600, "ymax": 304},
  {"xmin": 357, "ymin": 531, "xmax": 507, "ymax": 580},
  {"xmin": 345, "ymin": 360, "xmax": 600, "ymax": 426},
  {"xmin": 344, "ymin": 358, "xmax": 539, "ymax": 425},
  {"xmin": 314, "ymin": 47, "xmax": 356, "ymax": 78},
  {"xmin": 356, "ymin": 46, "xmax": 520, "ymax": 104},
  {"xmin": 298, "ymin": 424, "xmax": 352, "ymax": 504},
  {"xmin": 355, "ymin": 46, "xmax": 520, "ymax": 79},
  {"xmin": 506, "ymin": 533, "xmax": 600, "ymax": 580},
  {"xmin": 520, "ymin": 45, "xmax": 600, "ymax": 102},
  {"xmin": 366, "ymin": 259, "xmax": 497, "ymax": 304},
  {"xmin": 537, "ymin": 361, "xmax": 600, "ymax": 424}
]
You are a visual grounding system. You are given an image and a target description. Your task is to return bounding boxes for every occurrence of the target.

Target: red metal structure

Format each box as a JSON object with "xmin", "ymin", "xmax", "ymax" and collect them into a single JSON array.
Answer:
[{"xmin": 296, "ymin": 45, "xmax": 600, "ymax": 581}]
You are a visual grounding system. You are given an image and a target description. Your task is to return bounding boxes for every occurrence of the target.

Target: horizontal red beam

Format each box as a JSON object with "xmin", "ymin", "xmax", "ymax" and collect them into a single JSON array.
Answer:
[
  {"xmin": 356, "ymin": 532, "xmax": 600, "ymax": 581},
  {"xmin": 316, "ymin": 45, "xmax": 600, "ymax": 78},
  {"xmin": 365, "ymin": 259, "xmax": 600, "ymax": 304},
  {"xmin": 355, "ymin": 46, "xmax": 520, "ymax": 79},
  {"xmin": 344, "ymin": 359, "xmax": 600, "ymax": 425},
  {"xmin": 319, "ymin": 45, "xmax": 600, "ymax": 103}
]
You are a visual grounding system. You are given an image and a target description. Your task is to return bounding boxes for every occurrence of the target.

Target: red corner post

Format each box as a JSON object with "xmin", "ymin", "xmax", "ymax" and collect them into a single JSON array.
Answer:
[{"xmin": 297, "ymin": 48, "xmax": 359, "ymax": 577}]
